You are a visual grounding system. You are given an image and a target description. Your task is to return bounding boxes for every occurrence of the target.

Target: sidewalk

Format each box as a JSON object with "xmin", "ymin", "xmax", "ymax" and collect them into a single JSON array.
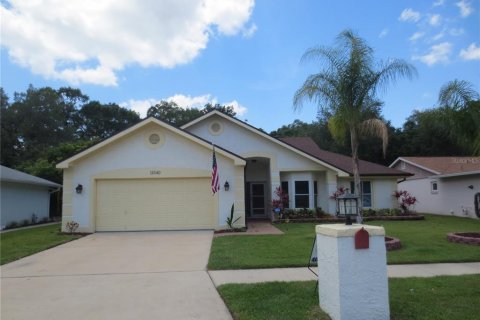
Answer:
[{"xmin": 208, "ymin": 262, "xmax": 480, "ymax": 286}]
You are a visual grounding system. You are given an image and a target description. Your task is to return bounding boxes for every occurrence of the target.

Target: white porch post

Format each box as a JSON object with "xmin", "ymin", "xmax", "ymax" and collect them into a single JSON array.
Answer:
[{"xmin": 326, "ymin": 171, "xmax": 338, "ymax": 214}]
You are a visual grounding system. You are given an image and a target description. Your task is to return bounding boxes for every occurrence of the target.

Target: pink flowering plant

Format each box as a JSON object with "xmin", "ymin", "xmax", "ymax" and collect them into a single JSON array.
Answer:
[
  {"xmin": 393, "ymin": 190, "xmax": 417, "ymax": 213},
  {"xmin": 271, "ymin": 187, "xmax": 289, "ymax": 217},
  {"xmin": 329, "ymin": 187, "xmax": 346, "ymax": 200}
]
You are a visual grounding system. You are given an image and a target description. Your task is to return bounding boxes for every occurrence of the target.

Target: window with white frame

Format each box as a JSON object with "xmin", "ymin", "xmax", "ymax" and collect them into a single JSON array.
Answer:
[
  {"xmin": 295, "ymin": 181, "xmax": 309, "ymax": 208},
  {"xmin": 350, "ymin": 181, "xmax": 372, "ymax": 208},
  {"xmin": 431, "ymin": 181, "xmax": 438, "ymax": 194}
]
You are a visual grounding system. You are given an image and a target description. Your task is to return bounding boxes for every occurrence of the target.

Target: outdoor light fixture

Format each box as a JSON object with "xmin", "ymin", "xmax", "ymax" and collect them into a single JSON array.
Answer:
[
  {"xmin": 75, "ymin": 184, "xmax": 83, "ymax": 194},
  {"xmin": 336, "ymin": 190, "xmax": 359, "ymax": 225},
  {"xmin": 224, "ymin": 181, "xmax": 230, "ymax": 191},
  {"xmin": 468, "ymin": 185, "xmax": 474, "ymax": 190}
]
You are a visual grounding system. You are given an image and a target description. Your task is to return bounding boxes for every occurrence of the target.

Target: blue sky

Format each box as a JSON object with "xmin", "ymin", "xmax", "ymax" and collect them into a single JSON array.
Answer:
[{"xmin": 1, "ymin": 0, "xmax": 479, "ymax": 132}]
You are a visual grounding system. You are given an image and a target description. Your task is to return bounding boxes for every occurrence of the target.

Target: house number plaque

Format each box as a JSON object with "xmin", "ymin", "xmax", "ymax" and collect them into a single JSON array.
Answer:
[{"xmin": 149, "ymin": 170, "xmax": 162, "ymax": 175}]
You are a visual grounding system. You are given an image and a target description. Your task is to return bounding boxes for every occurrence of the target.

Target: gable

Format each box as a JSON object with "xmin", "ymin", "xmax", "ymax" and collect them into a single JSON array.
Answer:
[
  {"xmin": 57, "ymin": 117, "xmax": 245, "ymax": 169},
  {"xmin": 182, "ymin": 112, "xmax": 349, "ymax": 176}
]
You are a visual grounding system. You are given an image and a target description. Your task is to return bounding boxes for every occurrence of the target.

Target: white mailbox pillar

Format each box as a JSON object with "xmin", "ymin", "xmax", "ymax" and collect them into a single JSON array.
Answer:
[{"xmin": 316, "ymin": 224, "xmax": 390, "ymax": 320}]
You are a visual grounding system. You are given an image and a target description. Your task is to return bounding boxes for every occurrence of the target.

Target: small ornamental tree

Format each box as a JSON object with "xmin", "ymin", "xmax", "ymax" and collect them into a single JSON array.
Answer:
[
  {"xmin": 393, "ymin": 190, "xmax": 417, "ymax": 214},
  {"xmin": 329, "ymin": 187, "xmax": 346, "ymax": 200},
  {"xmin": 272, "ymin": 187, "xmax": 289, "ymax": 217}
]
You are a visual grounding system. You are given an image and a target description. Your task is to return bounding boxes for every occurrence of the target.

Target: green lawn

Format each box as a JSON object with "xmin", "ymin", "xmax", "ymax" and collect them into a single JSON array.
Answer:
[
  {"xmin": 208, "ymin": 215, "xmax": 480, "ymax": 270},
  {"xmin": 218, "ymin": 275, "xmax": 480, "ymax": 320},
  {"xmin": 0, "ymin": 224, "xmax": 82, "ymax": 265}
]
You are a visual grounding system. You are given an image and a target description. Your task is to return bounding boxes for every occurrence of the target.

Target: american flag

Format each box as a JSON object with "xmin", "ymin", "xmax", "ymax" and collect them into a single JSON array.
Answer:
[{"xmin": 212, "ymin": 145, "xmax": 220, "ymax": 194}]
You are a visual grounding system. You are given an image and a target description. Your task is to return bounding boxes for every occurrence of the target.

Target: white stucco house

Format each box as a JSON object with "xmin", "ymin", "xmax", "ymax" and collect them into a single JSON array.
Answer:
[
  {"xmin": 390, "ymin": 157, "xmax": 480, "ymax": 219},
  {"xmin": 1, "ymin": 165, "xmax": 61, "ymax": 229},
  {"xmin": 57, "ymin": 111, "xmax": 410, "ymax": 233}
]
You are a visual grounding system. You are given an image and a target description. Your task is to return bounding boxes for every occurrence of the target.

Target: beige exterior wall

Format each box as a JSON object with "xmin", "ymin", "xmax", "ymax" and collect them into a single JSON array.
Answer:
[{"xmin": 60, "ymin": 120, "xmax": 245, "ymax": 233}]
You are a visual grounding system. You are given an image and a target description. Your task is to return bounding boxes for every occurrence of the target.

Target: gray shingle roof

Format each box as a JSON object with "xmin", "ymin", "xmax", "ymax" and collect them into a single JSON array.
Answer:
[{"xmin": 0, "ymin": 166, "xmax": 61, "ymax": 188}]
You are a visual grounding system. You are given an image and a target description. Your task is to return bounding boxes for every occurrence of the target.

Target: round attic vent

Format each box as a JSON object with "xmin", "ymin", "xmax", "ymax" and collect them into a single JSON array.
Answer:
[
  {"xmin": 149, "ymin": 133, "xmax": 160, "ymax": 144},
  {"xmin": 209, "ymin": 121, "xmax": 223, "ymax": 135}
]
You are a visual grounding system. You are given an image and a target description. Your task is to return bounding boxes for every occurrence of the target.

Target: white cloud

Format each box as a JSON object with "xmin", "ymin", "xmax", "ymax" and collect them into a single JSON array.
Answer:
[
  {"xmin": 413, "ymin": 42, "xmax": 452, "ymax": 66},
  {"xmin": 166, "ymin": 94, "xmax": 213, "ymax": 109},
  {"xmin": 120, "ymin": 94, "xmax": 248, "ymax": 118},
  {"xmin": 433, "ymin": 0, "xmax": 445, "ymax": 7},
  {"xmin": 409, "ymin": 32, "xmax": 425, "ymax": 42},
  {"xmin": 459, "ymin": 43, "xmax": 480, "ymax": 60},
  {"xmin": 449, "ymin": 28, "xmax": 465, "ymax": 36},
  {"xmin": 0, "ymin": 0, "xmax": 255, "ymax": 86},
  {"xmin": 399, "ymin": 8, "xmax": 421, "ymax": 22},
  {"xmin": 242, "ymin": 23, "xmax": 257, "ymax": 38},
  {"xmin": 222, "ymin": 100, "xmax": 248, "ymax": 116},
  {"xmin": 120, "ymin": 99, "xmax": 159, "ymax": 118},
  {"xmin": 431, "ymin": 31, "xmax": 445, "ymax": 41},
  {"xmin": 456, "ymin": 0, "xmax": 473, "ymax": 17},
  {"xmin": 379, "ymin": 28, "xmax": 389, "ymax": 38},
  {"xmin": 429, "ymin": 14, "xmax": 442, "ymax": 26}
]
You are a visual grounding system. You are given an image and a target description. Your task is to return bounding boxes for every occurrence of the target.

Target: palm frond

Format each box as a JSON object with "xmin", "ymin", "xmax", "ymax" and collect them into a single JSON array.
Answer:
[
  {"xmin": 293, "ymin": 73, "xmax": 337, "ymax": 111},
  {"xmin": 438, "ymin": 79, "xmax": 479, "ymax": 109},
  {"xmin": 327, "ymin": 114, "xmax": 348, "ymax": 144},
  {"xmin": 358, "ymin": 118, "xmax": 388, "ymax": 157},
  {"xmin": 374, "ymin": 59, "xmax": 418, "ymax": 95}
]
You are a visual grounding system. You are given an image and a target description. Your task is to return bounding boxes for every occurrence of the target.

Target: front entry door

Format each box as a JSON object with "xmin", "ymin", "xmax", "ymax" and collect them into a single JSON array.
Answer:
[{"xmin": 250, "ymin": 183, "xmax": 266, "ymax": 217}]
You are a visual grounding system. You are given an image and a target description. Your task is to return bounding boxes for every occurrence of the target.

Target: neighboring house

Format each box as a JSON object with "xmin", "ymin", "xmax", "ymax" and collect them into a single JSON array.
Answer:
[
  {"xmin": 56, "ymin": 111, "xmax": 410, "ymax": 233},
  {"xmin": 0, "ymin": 166, "xmax": 62, "ymax": 229},
  {"xmin": 390, "ymin": 157, "xmax": 480, "ymax": 219}
]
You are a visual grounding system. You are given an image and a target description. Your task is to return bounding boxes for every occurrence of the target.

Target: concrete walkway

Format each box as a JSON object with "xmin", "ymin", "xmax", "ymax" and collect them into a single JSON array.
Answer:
[
  {"xmin": 209, "ymin": 262, "xmax": 480, "ymax": 286},
  {"xmin": 214, "ymin": 220, "xmax": 283, "ymax": 237}
]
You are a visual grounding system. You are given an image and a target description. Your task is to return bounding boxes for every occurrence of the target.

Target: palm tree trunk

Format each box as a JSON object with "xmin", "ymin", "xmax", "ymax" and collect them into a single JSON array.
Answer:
[{"xmin": 350, "ymin": 128, "xmax": 363, "ymax": 224}]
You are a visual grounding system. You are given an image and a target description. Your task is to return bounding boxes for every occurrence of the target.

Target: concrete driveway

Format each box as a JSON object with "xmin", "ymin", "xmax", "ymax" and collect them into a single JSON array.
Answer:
[{"xmin": 1, "ymin": 231, "xmax": 232, "ymax": 320}]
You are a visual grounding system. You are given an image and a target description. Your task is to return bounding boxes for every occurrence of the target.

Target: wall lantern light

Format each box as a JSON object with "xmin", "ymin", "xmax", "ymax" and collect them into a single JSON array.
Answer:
[
  {"xmin": 224, "ymin": 181, "xmax": 230, "ymax": 191},
  {"xmin": 468, "ymin": 185, "xmax": 474, "ymax": 190},
  {"xmin": 75, "ymin": 184, "xmax": 83, "ymax": 194},
  {"xmin": 335, "ymin": 190, "xmax": 359, "ymax": 225}
]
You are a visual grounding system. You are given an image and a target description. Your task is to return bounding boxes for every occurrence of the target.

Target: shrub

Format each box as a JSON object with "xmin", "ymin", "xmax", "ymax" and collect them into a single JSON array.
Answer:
[
  {"xmin": 377, "ymin": 208, "xmax": 391, "ymax": 216},
  {"xmin": 315, "ymin": 207, "xmax": 328, "ymax": 217},
  {"xmin": 65, "ymin": 221, "xmax": 79, "ymax": 233},
  {"xmin": 21, "ymin": 219, "xmax": 30, "ymax": 227},
  {"xmin": 31, "ymin": 213, "xmax": 38, "ymax": 224},
  {"xmin": 40, "ymin": 217, "xmax": 50, "ymax": 223},
  {"xmin": 6, "ymin": 221, "xmax": 18, "ymax": 229},
  {"xmin": 362, "ymin": 208, "xmax": 375, "ymax": 217},
  {"xmin": 390, "ymin": 208, "xmax": 403, "ymax": 216}
]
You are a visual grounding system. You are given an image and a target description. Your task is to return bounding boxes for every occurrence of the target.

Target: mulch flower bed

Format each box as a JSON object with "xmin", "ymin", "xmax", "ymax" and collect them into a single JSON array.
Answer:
[
  {"xmin": 447, "ymin": 232, "xmax": 480, "ymax": 246},
  {"xmin": 273, "ymin": 214, "xmax": 424, "ymax": 224},
  {"xmin": 385, "ymin": 236, "xmax": 402, "ymax": 250}
]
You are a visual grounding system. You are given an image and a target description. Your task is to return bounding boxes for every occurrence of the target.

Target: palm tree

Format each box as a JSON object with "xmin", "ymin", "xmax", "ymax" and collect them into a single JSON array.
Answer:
[
  {"xmin": 438, "ymin": 79, "xmax": 480, "ymax": 155},
  {"xmin": 293, "ymin": 29, "xmax": 417, "ymax": 223},
  {"xmin": 438, "ymin": 79, "xmax": 479, "ymax": 109}
]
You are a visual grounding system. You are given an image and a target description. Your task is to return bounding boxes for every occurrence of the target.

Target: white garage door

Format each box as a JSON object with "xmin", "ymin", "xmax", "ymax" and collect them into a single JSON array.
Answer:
[{"xmin": 96, "ymin": 178, "xmax": 214, "ymax": 231}]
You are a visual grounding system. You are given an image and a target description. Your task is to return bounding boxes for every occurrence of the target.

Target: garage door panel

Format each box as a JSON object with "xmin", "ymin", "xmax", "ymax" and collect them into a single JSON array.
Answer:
[{"xmin": 96, "ymin": 178, "xmax": 214, "ymax": 231}]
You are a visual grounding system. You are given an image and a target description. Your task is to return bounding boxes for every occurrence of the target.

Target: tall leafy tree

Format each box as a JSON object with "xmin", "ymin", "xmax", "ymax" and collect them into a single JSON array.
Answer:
[
  {"xmin": 201, "ymin": 103, "xmax": 236, "ymax": 117},
  {"xmin": 77, "ymin": 101, "xmax": 140, "ymax": 140},
  {"xmin": 147, "ymin": 101, "xmax": 203, "ymax": 126},
  {"xmin": 293, "ymin": 30, "xmax": 417, "ymax": 222}
]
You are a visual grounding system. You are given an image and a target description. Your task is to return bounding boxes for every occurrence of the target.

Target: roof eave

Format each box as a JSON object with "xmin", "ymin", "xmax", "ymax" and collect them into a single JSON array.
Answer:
[
  {"xmin": 57, "ymin": 116, "xmax": 246, "ymax": 168},
  {"xmin": 182, "ymin": 111, "xmax": 350, "ymax": 176}
]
